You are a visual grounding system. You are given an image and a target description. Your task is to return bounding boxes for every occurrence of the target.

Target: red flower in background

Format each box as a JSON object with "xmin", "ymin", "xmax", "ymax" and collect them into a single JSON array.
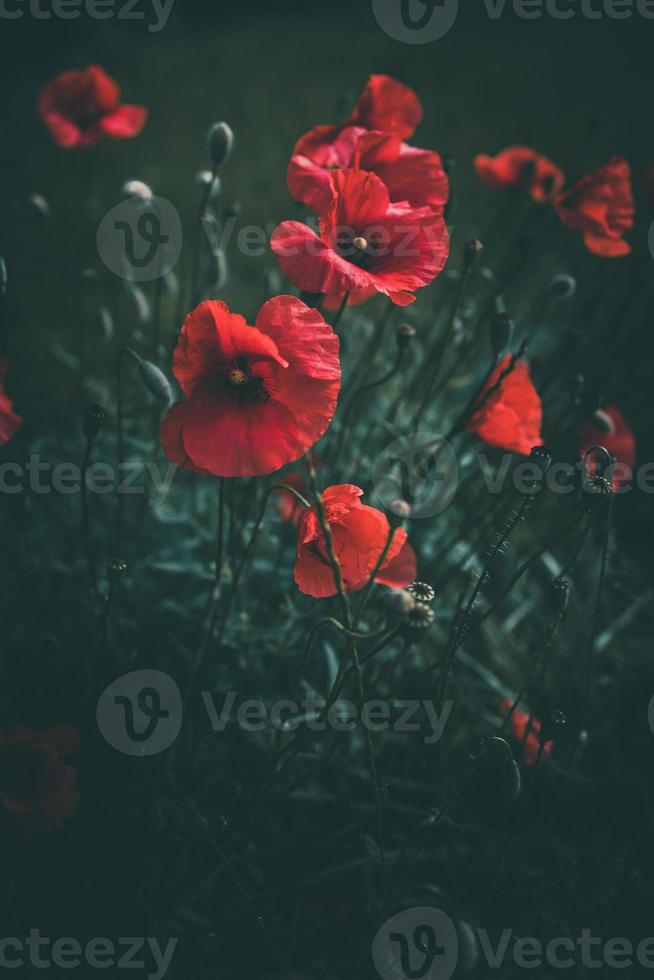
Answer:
[
  {"xmin": 294, "ymin": 485, "xmax": 417, "ymax": 599},
  {"xmin": 0, "ymin": 358, "xmax": 23, "ymax": 446},
  {"xmin": 160, "ymin": 297, "xmax": 340, "ymax": 478},
  {"xmin": 579, "ymin": 404, "xmax": 636, "ymax": 490},
  {"xmin": 288, "ymin": 127, "xmax": 448, "ymax": 215},
  {"xmin": 474, "ymin": 146, "xmax": 565, "ymax": 203},
  {"xmin": 467, "ymin": 356, "xmax": 543, "ymax": 456},
  {"xmin": 294, "ymin": 74, "xmax": 423, "ymax": 168},
  {"xmin": 0, "ymin": 726, "xmax": 79, "ymax": 834},
  {"xmin": 272, "ymin": 169, "xmax": 449, "ymax": 308},
  {"xmin": 500, "ymin": 701, "xmax": 553, "ymax": 766},
  {"xmin": 555, "ymin": 157, "xmax": 634, "ymax": 257},
  {"xmin": 38, "ymin": 65, "xmax": 147, "ymax": 148}
]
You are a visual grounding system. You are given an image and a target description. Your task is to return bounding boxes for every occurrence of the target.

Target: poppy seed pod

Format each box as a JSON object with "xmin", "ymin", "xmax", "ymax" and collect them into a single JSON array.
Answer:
[
  {"xmin": 137, "ymin": 359, "xmax": 173, "ymax": 405},
  {"xmin": 490, "ymin": 312, "xmax": 514, "ymax": 357},
  {"xmin": 407, "ymin": 581, "xmax": 436, "ymax": 604},
  {"xmin": 83, "ymin": 404, "xmax": 105, "ymax": 442},
  {"xmin": 540, "ymin": 708, "xmax": 567, "ymax": 743},
  {"xmin": 396, "ymin": 322, "xmax": 417, "ymax": 351},
  {"xmin": 550, "ymin": 578, "xmax": 570, "ymax": 617},
  {"xmin": 463, "ymin": 239, "xmax": 483, "ymax": 269},
  {"xmin": 207, "ymin": 122, "xmax": 234, "ymax": 169},
  {"xmin": 107, "ymin": 558, "xmax": 127, "ymax": 586},
  {"xmin": 121, "ymin": 180, "xmax": 153, "ymax": 203},
  {"xmin": 401, "ymin": 601, "xmax": 435, "ymax": 640},
  {"xmin": 549, "ymin": 273, "xmax": 577, "ymax": 299}
]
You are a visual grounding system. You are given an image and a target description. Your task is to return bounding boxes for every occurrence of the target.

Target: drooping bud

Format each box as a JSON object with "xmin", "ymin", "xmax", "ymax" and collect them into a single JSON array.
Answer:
[
  {"xmin": 463, "ymin": 239, "xmax": 483, "ymax": 269},
  {"xmin": 207, "ymin": 122, "xmax": 234, "ymax": 169},
  {"xmin": 83, "ymin": 404, "xmax": 105, "ymax": 442},
  {"xmin": 136, "ymin": 358, "xmax": 173, "ymax": 405},
  {"xmin": 388, "ymin": 498, "xmax": 412, "ymax": 520},
  {"xmin": 121, "ymin": 180, "xmax": 153, "ymax": 203},
  {"xmin": 528, "ymin": 445, "xmax": 552, "ymax": 483},
  {"xmin": 396, "ymin": 322, "xmax": 417, "ymax": 352},
  {"xmin": 490, "ymin": 312, "xmax": 514, "ymax": 357}
]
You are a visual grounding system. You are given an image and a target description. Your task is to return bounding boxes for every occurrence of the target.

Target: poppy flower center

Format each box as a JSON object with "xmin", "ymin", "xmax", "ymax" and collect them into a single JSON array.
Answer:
[
  {"xmin": 336, "ymin": 230, "xmax": 374, "ymax": 269},
  {"xmin": 219, "ymin": 356, "xmax": 269, "ymax": 406}
]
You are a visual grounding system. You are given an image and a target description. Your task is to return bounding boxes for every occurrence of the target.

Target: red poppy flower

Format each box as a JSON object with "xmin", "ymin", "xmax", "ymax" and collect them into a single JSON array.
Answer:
[
  {"xmin": 288, "ymin": 126, "xmax": 448, "ymax": 215},
  {"xmin": 555, "ymin": 157, "xmax": 634, "ymax": 257},
  {"xmin": 38, "ymin": 65, "xmax": 147, "ymax": 149},
  {"xmin": 272, "ymin": 169, "xmax": 449, "ymax": 309},
  {"xmin": 294, "ymin": 485, "xmax": 417, "ymax": 599},
  {"xmin": 0, "ymin": 358, "xmax": 23, "ymax": 446},
  {"xmin": 500, "ymin": 701, "xmax": 553, "ymax": 766},
  {"xmin": 294, "ymin": 74, "xmax": 422, "ymax": 170},
  {"xmin": 474, "ymin": 146, "xmax": 565, "ymax": 203},
  {"xmin": 467, "ymin": 356, "xmax": 543, "ymax": 456},
  {"xmin": 160, "ymin": 297, "xmax": 340, "ymax": 478},
  {"xmin": 0, "ymin": 726, "xmax": 79, "ymax": 834},
  {"xmin": 579, "ymin": 404, "xmax": 636, "ymax": 490}
]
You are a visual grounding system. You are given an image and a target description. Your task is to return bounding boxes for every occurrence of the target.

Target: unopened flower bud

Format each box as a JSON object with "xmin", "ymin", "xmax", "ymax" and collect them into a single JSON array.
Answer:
[
  {"xmin": 28, "ymin": 193, "xmax": 52, "ymax": 221},
  {"xmin": 389, "ymin": 498, "xmax": 412, "ymax": 519},
  {"xmin": 463, "ymin": 239, "xmax": 483, "ymax": 269},
  {"xmin": 94, "ymin": 305, "xmax": 114, "ymax": 343},
  {"xmin": 121, "ymin": 180, "xmax": 153, "ymax": 203},
  {"xmin": 137, "ymin": 359, "xmax": 173, "ymax": 404},
  {"xmin": 83, "ymin": 404, "xmax": 105, "ymax": 442},
  {"xmin": 207, "ymin": 122, "xmax": 234, "ymax": 169},
  {"xmin": 490, "ymin": 312, "xmax": 514, "ymax": 357},
  {"xmin": 396, "ymin": 322, "xmax": 417, "ymax": 352},
  {"xmin": 592, "ymin": 408, "xmax": 616, "ymax": 434},
  {"xmin": 481, "ymin": 736, "xmax": 521, "ymax": 801},
  {"xmin": 407, "ymin": 581, "xmax": 436, "ymax": 604}
]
